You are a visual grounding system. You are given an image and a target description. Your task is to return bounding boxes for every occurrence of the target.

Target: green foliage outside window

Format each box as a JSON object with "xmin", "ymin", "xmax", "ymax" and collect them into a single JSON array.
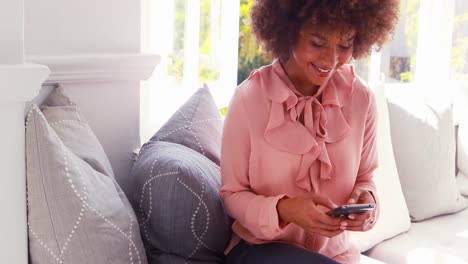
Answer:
[
  {"xmin": 167, "ymin": 0, "xmax": 186, "ymax": 80},
  {"xmin": 237, "ymin": 0, "xmax": 271, "ymax": 84},
  {"xmin": 167, "ymin": 0, "xmax": 467, "ymax": 85},
  {"xmin": 167, "ymin": 0, "xmax": 220, "ymax": 83},
  {"xmin": 198, "ymin": 0, "xmax": 220, "ymax": 82},
  {"xmin": 451, "ymin": 5, "xmax": 468, "ymax": 81}
]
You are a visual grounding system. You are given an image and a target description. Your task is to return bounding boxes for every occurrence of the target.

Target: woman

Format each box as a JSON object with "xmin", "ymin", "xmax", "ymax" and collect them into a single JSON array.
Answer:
[{"xmin": 220, "ymin": 1, "xmax": 399, "ymax": 263}]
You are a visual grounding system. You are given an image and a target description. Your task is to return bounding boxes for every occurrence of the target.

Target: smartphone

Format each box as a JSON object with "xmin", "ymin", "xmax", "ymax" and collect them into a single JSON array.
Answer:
[{"xmin": 326, "ymin": 203, "xmax": 376, "ymax": 218}]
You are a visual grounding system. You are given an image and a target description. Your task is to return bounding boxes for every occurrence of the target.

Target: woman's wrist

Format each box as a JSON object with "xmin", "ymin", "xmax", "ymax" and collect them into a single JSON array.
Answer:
[{"xmin": 277, "ymin": 197, "xmax": 291, "ymax": 224}]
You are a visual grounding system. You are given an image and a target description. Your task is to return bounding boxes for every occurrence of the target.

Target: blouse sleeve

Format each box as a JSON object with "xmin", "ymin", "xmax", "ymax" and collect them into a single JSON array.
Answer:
[
  {"xmin": 220, "ymin": 86, "xmax": 287, "ymax": 240},
  {"xmin": 355, "ymin": 89, "xmax": 380, "ymax": 226}
]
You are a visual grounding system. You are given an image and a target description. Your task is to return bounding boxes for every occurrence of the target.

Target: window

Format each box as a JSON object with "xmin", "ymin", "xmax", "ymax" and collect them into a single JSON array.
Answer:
[
  {"xmin": 451, "ymin": 0, "xmax": 468, "ymax": 81},
  {"xmin": 352, "ymin": 0, "xmax": 468, "ymax": 86},
  {"xmin": 141, "ymin": 0, "xmax": 239, "ymax": 141},
  {"xmin": 141, "ymin": 0, "xmax": 468, "ymax": 140}
]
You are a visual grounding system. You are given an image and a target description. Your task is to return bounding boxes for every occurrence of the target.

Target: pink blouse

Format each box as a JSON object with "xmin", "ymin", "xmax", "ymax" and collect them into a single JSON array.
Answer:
[{"xmin": 220, "ymin": 60, "xmax": 379, "ymax": 264}]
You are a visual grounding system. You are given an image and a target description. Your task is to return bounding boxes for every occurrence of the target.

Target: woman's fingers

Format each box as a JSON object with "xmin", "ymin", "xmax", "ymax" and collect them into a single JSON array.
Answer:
[
  {"xmin": 347, "ymin": 188, "xmax": 362, "ymax": 204},
  {"xmin": 342, "ymin": 219, "xmax": 373, "ymax": 231},
  {"xmin": 287, "ymin": 193, "xmax": 376, "ymax": 235},
  {"xmin": 344, "ymin": 211, "xmax": 375, "ymax": 231},
  {"xmin": 310, "ymin": 218, "xmax": 343, "ymax": 231},
  {"xmin": 345, "ymin": 189, "xmax": 377, "ymax": 231},
  {"xmin": 308, "ymin": 227, "xmax": 345, "ymax": 238},
  {"xmin": 310, "ymin": 194, "xmax": 339, "ymax": 211}
]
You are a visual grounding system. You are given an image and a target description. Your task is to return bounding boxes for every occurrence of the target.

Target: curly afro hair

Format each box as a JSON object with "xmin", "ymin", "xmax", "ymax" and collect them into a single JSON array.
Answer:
[{"xmin": 250, "ymin": 0, "xmax": 400, "ymax": 61}]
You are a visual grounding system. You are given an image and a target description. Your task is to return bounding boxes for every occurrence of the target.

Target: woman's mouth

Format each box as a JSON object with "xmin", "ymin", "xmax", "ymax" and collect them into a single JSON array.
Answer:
[{"xmin": 311, "ymin": 63, "xmax": 332, "ymax": 78}]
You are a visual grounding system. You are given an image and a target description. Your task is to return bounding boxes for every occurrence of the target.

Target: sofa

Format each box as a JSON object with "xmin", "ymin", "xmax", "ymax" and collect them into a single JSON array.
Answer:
[
  {"xmin": 24, "ymin": 79, "xmax": 468, "ymax": 264},
  {"xmin": 353, "ymin": 83, "xmax": 468, "ymax": 263},
  {"xmin": 352, "ymin": 82, "xmax": 468, "ymax": 264},
  {"xmin": 127, "ymin": 80, "xmax": 468, "ymax": 263}
]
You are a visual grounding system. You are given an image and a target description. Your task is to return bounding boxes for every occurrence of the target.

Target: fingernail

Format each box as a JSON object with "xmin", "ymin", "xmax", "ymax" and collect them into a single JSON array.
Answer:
[
  {"xmin": 341, "ymin": 221, "xmax": 348, "ymax": 227},
  {"xmin": 340, "ymin": 226, "xmax": 347, "ymax": 230},
  {"xmin": 348, "ymin": 214, "xmax": 356, "ymax": 220},
  {"xmin": 348, "ymin": 198, "xmax": 356, "ymax": 204}
]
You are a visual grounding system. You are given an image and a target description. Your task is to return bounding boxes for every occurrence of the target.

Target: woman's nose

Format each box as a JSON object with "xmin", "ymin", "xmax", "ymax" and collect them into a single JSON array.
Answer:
[{"xmin": 321, "ymin": 47, "xmax": 338, "ymax": 68}]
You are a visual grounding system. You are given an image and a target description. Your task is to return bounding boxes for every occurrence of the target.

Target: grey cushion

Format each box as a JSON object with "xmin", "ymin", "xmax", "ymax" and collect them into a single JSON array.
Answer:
[
  {"xmin": 386, "ymin": 90, "xmax": 468, "ymax": 221},
  {"xmin": 41, "ymin": 85, "xmax": 114, "ymax": 177},
  {"xmin": 150, "ymin": 84, "xmax": 223, "ymax": 165},
  {"xmin": 129, "ymin": 141, "xmax": 231, "ymax": 264},
  {"xmin": 26, "ymin": 87, "xmax": 147, "ymax": 264}
]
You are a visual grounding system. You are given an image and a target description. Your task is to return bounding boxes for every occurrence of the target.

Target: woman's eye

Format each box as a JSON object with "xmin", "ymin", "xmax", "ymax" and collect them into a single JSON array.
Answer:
[
  {"xmin": 339, "ymin": 44, "xmax": 352, "ymax": 50},
  {"xmin": 310, "ymin": 41, "xmax": 324, "ymax": 48}
]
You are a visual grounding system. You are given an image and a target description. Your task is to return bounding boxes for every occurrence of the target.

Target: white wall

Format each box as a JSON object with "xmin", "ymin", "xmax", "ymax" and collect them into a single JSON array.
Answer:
[
  {"xmin": 24, "ymin": 0, "xmax": 150, "ymax": 184},
  {"xmin": 0, "ymin": 0, "xmax": 24, "ymax": 63},
  {"xmin": 25, "ymin": 0, "xmax": 141, "ymax": 56}
]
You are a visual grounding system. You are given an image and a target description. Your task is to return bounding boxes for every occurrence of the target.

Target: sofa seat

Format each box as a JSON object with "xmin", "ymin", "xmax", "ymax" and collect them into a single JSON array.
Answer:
[
  {"xmin": 360, "ymin": 254, "xmax": 385, "ymax": 264},
  {"xmin": 365, "ymin": 208, "xmax": 468, "ymax": 263}
]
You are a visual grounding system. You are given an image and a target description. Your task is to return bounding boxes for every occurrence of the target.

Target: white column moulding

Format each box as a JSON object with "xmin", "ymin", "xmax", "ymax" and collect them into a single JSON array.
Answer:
[
  {"xmin": 0, "ymin": 0, "xmax": 24, "ymax": 64},
  {"xmin": 0, "ymin": 64, "xmax": 50, "ymax": 263},
  {"xmin": 0, "ymin": 1, "xmax": 50, "ymax": 263},
  {"xmin": 183, "ymin": 0, "xmax": 201, "ymax": 88}
]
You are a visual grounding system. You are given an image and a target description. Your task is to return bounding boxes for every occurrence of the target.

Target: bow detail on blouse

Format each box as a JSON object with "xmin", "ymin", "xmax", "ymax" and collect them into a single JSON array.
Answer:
[
  {"xmin": 290, "ymin": 96, "xmax": 327, "ymax": 138},
  {"xmin": 256, "ymin": 60, "xmax": 356, "ymax": 192}
]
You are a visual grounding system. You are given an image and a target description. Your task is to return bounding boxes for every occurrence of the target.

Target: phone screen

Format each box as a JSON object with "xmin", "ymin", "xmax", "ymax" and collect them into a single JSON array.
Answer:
[{"xmin": 326, "ymin": 203, "xmax": 376, "ymax": 217}]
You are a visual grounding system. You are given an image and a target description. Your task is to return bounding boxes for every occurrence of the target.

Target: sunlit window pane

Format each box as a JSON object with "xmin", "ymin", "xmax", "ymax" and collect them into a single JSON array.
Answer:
[
  {"xmin": 167, "ymin": 0, "xmax": 186, "ymax": 83},
  {"xmin": 451, "ymin": 0, "xmax": 468, "ymax": 81},
  {"xmin": 237, "ymin": 0, "xmax": 271, "ymax": 85},
  {"xmin": 381, "ymin": 0, "xmax": 420, "ymax": 83},
  {"xmin": 199, "ymin": 0, "xmax": 221, "ymax": 83}
]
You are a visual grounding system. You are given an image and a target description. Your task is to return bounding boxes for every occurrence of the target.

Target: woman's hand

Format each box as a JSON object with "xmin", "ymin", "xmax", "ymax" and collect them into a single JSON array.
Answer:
[
  {"xmin": 343, "ymin": 187, "xmax": 377, "ymax": 232},
  {"xmin": 277, "ymin": 193, "xmax": 347, "ymax": 238}
]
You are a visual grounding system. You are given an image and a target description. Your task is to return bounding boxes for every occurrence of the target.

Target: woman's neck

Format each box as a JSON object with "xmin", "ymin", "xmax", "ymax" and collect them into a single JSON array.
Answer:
[{"xmin": 281, "ymin": 59, "xmax": 319, "ymax": 97}]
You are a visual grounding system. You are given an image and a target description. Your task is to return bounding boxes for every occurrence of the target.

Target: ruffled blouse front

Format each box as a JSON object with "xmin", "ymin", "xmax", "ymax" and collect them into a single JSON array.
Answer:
[{"xmin": 263, "ymin": 60, "xmax": 355, "ymax": 192}]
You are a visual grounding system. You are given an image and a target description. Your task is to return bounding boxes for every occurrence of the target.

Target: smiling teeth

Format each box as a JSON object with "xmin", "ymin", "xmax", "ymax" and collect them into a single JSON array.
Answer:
[{"xmin": 317, "ymin": 67, "xmax": 331, "ymax": 73}]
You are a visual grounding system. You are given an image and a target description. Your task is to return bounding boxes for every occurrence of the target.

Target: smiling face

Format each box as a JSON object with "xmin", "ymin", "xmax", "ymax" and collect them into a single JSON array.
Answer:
[{"xmin": 283, "ymin": 22, "xmax": 356, "ymax": 96}]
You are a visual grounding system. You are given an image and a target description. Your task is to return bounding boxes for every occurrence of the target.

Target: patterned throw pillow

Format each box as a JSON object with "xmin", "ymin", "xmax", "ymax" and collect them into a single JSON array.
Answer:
[
  {"xmin": 129, "ymin": 141, "xmax": 231, "ymax": 263},
  {"xmin": 150, "ymin": 84, "xmax": 223, "ymax": 165},
  {"xmin": 41, "ymin": 85, "xmax": 115, "ymax": 178},
  {"xmin": 26, "ymin": 87, "xmax": 147, "ymax": 264}
]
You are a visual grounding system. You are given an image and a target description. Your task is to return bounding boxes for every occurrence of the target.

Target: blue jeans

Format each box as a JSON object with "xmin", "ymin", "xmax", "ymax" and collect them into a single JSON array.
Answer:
[{"xmin": 225, "ymin": 240, "xmax": 341, "ymax": 264}]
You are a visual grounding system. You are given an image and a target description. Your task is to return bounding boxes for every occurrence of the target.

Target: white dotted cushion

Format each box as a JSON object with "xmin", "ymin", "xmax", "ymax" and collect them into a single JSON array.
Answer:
[
  {"xmin": 386, "ymin": 88, "xmax": 468, "ymax": 221},
  {"xmin": 151, "ymin": 84, "xmax": 223, "ymax": 165},
  {"xmin": 26, "ymin": 105, "xmax": 147, "ymax": 264},
  {"xmin": 129, "ymin": 141, "xmax": 231, "ymax": 263}
]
